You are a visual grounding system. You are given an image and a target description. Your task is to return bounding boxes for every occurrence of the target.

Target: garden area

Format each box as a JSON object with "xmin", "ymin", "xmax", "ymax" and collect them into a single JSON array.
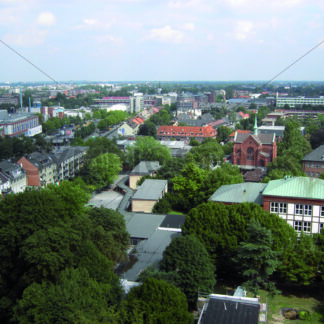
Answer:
[{"xmin": 215, "ymin": 283, "xmax": 324, "ymax": 324}]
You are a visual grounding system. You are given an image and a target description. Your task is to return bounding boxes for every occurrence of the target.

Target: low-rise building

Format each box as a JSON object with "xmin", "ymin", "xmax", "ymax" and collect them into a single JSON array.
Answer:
[
  {"xmin": 262, "ymin": 177, "xmax": 324, "ymax": 234},
  {"xmin": 302, "ymin": 145, "xmax": 324, "ymax": 178},
  {"xmin": 129, "ymin": 161, "xmax": 160, "ymax": 189},
  {"xmin": 132, "ymin": 179, "xmax": 167, "ymax": 213}
]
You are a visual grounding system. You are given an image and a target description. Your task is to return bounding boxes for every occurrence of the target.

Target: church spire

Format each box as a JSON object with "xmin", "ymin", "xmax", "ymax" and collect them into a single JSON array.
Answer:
[{"xmin": 254, "ymin": 115, "xmax": 258, "ymax": 135}]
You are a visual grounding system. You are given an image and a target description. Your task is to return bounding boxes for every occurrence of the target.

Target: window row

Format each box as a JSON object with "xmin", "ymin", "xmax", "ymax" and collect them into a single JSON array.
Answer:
[
  {"xmin": 294, "ymin": 221, "xmax": 311, "ymax": 232},
  {"xmin": 270, "ymin": 203, "xmax": 324, "ymax": 216}
]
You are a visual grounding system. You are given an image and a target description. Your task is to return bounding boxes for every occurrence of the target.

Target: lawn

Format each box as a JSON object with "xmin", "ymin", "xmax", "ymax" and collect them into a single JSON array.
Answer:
[
  {"xmin": 214, "ymin": 283, "xmax": 324, "ymax": 324},
  {"xmin": 258, "ymin": 286, "xmax": 324, "ymax": 324},
  {"xmin": 169, "ymin": 210, "xmax": 185, "ymax": 215}
]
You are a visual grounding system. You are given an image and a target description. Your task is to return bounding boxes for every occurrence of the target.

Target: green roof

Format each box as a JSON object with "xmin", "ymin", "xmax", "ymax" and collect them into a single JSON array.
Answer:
[
  {"xmin": 263, "ymin": 177, "xmax": 324, "ymax": 200},
  {"xmin": 209, "ymin": 182, "xmax": 266, "ymax": 205}
]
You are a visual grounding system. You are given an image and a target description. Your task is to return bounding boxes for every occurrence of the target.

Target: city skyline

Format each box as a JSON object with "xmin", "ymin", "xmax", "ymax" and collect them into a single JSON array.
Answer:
[{"xmin": 0, "ymin": 0, "xmax": 323, "ymax": 82}]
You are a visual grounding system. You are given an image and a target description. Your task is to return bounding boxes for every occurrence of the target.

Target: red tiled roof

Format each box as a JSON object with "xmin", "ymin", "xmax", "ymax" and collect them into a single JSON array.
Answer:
[
  {"xmin": 229, "ymin": 130, "xmax": 251, "ymax": 137},
  {"xmin": 157, "ymin": 125, "xmax": 216, "ymax": 137}
]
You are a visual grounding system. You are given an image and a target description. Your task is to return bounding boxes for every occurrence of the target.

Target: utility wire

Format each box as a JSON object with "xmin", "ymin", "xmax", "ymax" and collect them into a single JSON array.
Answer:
[
  {"xmin": 263, "ymin": 39, "xmax": 324, "ymax": 87},
  {"xmin": 0, "ymin": 39, "xmax": 59, "ymax": 84}
]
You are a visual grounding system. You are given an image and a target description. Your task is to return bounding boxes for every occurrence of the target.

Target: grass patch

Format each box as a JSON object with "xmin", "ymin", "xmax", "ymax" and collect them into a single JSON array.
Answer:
[
  {"xmin": 214, "ymin": 282, "xmax": 324, "ymax": 324},
  {"xmin": 257, "ymin": 286, "xmax": 324, "ymax": 324},
  {"xmin": 169, "ymin": 210, "xmax": 185, "ymax": 215}
]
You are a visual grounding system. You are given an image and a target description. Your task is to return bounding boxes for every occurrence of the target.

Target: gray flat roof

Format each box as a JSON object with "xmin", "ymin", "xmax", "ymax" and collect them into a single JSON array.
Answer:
[
  {"xmin": 130, "ymin": 161, "xmax": 160, "ymax": 175},
  {"xmin": 125, "ymin": 213, "xmax": 166, "ymax": 238},
  {"xmin": 133, "ymin": 179, "xmax": 167, "ymax": 200}
]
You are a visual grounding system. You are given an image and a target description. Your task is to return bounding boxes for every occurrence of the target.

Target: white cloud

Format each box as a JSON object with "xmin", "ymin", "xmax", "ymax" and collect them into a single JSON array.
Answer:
[
  {"xmin": 234, "ymin": 20, "xmax": 253, "ymax": 41},
  {"xmin": 4, "ymin": 29, "xmax": 48, "ymax": 46},
  {"xmin": 36, "ymin": 11, "xmax": 56, "ymax": 26},
  {"xmin": 95, "ymin": 34, "xmax": 123, "ymax": 44},
  {"xmin": 168, "ymin": 0, "xmax": 210, "ymax": 11},
  {"xmin": 75, "ymin": 18, "xmax": 113, "ymax": 30},
  {"xmin": 147, "ymin": 25, "xmax": 184, "ymax": 43},
  {"xmin": 182, "ymin": 23, "xmax": 195, "ymax": 31}
]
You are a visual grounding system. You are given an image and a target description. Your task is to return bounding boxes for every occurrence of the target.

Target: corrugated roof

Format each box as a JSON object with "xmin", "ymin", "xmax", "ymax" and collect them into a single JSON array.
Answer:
[
  {"xmin": 302, "ymin": 145, "xmax": 324, "ymax": 162},
  {"xmin": 209, "ymin": 182, "xmax": 266, "ymax": 205},
  {"xmin": 263, "ymin": 176, "xmax": 324, "ymax": 199},
  {"xmin": 133, "ymin": 179, "xmax": 167, "ymax": 200}
]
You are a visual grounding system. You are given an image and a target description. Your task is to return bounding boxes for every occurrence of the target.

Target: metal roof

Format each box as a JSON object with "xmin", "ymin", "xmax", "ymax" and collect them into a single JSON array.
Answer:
[
  {"xmin": 302, "ymin": 145, "xmax": 324, "ymax": 162},
  {"xmin": 123, "ymin": 230, "xmax": 180, "ymax": 281},
  {"xmin": 125, "ymin": 213, "xmax": 165, "ymax": 238},
  {"xmin": 209, "ymin": 182, "xmax": 266, "ymax": 205},
  {"xmin": 132, "ymin": 179, "xmax": 167, "ymax": 200},
  {"xmin": 263, "ymin": 176, "xmax": 324, "ymax": 200}
]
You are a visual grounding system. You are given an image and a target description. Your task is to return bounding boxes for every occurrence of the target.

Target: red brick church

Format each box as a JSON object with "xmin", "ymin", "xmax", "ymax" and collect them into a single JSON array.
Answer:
[{"xmin": 232, "ymin": 118, "xmax": 277, "ymax": 169}]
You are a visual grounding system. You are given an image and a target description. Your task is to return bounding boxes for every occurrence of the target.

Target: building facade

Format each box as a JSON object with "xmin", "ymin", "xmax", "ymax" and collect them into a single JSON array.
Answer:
[
  {"xmin": 302, "ymin": 145, "xmax": 324, "ymax": 178},
  {"xmin": 262, "ymin": 177, "xmax": 324, "ymax": 234},
  {"xmin": 156, "ymin": 125, "xmax": 217, "ymax": 143}
]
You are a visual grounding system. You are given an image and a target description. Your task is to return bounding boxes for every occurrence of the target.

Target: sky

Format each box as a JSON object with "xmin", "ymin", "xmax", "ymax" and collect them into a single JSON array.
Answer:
[{"xmin": 0, "ymin": 0, "xmax": 323, "ymax": 82}]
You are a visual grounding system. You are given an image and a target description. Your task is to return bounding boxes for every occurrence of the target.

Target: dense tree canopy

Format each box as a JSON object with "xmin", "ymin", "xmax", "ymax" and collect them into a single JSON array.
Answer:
[
  {"xmin": 125, "ymin": 136, "xmax": 171, "ymax": 168},
  {"xmin": 182, "ymin": 202, "xmax": 297, "ymax": 277},
  {"xmin": 0, "ymin": 183, "xmax": 129, "ymax": 322},
  {"xmin": 160, "ymin": 235, "xmax": 216, "ymax": 306},
  {"xmin": 124, "ymin": 278, "xmax": 193, "ymax": 324}
]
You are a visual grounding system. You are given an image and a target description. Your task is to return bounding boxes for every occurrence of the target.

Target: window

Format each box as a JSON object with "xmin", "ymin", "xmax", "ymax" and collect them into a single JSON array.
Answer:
[
  {"xmin": 270, "ymin": 202, "xmax": 278, "ymax": 213},
  {"xmin": 321, "ymin": 206, "xmax": 324, "ymax": 217},
  {"xmin": 320, "ymin": 223, "xmax": 324, "ymax": 233},
  {"xmin": 296, "ymin": 204, "xmax": 312, "ymax": 215},
  {"xmin": 271, "ymin": 202, "xmax": 287, "ymax": 214},
  {"xmin": 294, "ymin": 221, "xmax": 311, "ymax": 232},
  {"xmin": 307, "ymin": 163, "xmax": 310, "ymax": 167},
  {"xmin": 279, "ymin": 202, "xmax": 287, "ymax": 214}
]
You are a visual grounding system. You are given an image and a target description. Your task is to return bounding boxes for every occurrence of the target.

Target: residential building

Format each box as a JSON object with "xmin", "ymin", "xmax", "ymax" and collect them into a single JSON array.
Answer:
[
  {"xmin": 129, "ymin": 161, "xmax": 160, "ymax": 189},
  {"xmin": 0, "ymin": 160, "xmax": 27, "ymax": 194},
  {"xmin": 302, "ymin": 145, "xmax": 324, "ymax": 178},
  {"xmin": 132, "ymin": 179, "xmax": 167, "ymax": 213},
  {"xmin": 156, "ymin": 125, "xmax": 217, "ymax": 143},
  {"xmin": 232, "ymin": 119, "xmax": 277, "ymax": 169},
  {"xmin": 262, "ymin": 177, "xmax": 324, "ymax": 234},
  {"xmin": 51, "ymin": 146, "xmax": 88, "ymax": 182},
  {"xmin": 18, "ymin": 152, "xmax": 56, "ymax": 187}
]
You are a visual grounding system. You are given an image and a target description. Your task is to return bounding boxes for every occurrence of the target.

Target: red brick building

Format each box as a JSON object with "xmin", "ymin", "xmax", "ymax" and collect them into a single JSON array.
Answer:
[
  {"xmin": 232, "ymin": 122, "xmax": 277, "ymax": 169},
  {"xmin": 302, "ymin": 145, "xmax": 324, "ymax": 178},
  {"xmin": 156, "ymin": 125, "xmax": 217, "ymax": 142}
]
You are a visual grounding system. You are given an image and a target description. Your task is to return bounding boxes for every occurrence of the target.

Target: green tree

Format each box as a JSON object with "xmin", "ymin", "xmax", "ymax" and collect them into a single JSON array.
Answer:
[
  {"xmin": 14, "ymin": 267, "xmax": 122, "ymax": 323},
  {"xmin": 160, "ymin": 235, "xmax": 216, "ymax": 307},
  {"xmin": 182, "ymin": 202, "xmax": 296, "ymax": 277},
  {"xmin": 124, "ymin": 278, "xmax": 193, "ymax": 324},
  {"xmin": 153, "ymin": 197, "xmax": 172, "ymax": 214},
  {"xmin": 234, "ymin": 219, "xmax": 280, "ymax": 296},
  {"xmin": 86, "ymin": 153, "xmax": 122, "ymax": 190},
  {"xmin": 138, "ymin": 121, "xmax": 157, "ymax": 137},
  {"xmin": 87, "ymin": 207, "xmax": 129, "ymax": 263},
  {"xmin": 216, "ymin": 125, "xmax": 232, "ymax": 143},
  {"xmin": 278, "ymin": 232, "xmax": 319, "ymax": 285},
  {"xmin": 186, "ymin": 139, "xmax": 224, "ymax": 169},
  {"xmin": 126, "ymin": 136, "xmax": 171, "ymax": 168}
]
